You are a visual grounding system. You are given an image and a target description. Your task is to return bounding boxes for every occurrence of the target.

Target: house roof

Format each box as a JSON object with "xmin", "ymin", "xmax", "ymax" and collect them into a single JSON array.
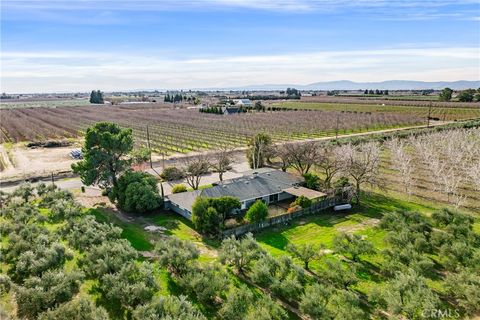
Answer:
[
  {"xmin": 223, "ymin": 106, "xmax": 240, "ymax": 113},
  {"xmin": 234, "ymin": 99, "xmax": 252, "ymax": 105},
  {"xmin": 282, "ymin": 186, "xmax": 327, "ymax": 200},
  {"xmin": 167, "ymin": 168, "xmax": 303, "ymax": 212}
]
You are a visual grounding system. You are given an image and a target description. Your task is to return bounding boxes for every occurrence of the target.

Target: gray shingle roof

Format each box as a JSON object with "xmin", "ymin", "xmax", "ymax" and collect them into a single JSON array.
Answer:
[{"xmin": 167, "ymin": 168, "xmax": 302, "ymax": 212}]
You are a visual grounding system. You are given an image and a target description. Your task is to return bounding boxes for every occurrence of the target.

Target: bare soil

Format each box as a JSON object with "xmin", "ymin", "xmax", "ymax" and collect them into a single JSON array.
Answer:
[{"xmin": 0, "ymin": 145, "xmax": 80, "ymax": 181}]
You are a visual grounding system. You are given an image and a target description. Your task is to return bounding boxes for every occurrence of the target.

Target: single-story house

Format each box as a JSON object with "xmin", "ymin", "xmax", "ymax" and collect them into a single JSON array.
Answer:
[
  {"xmin": 233, "ymin": 99, "xmax": 253, "ymax": 107},
  {"xmin": 165, "ymin": 168, "xmax": 326, "ymax": 220},
  {"xmin": 222, "ymin": 106, "xmax": 241, "ymax": 114}
]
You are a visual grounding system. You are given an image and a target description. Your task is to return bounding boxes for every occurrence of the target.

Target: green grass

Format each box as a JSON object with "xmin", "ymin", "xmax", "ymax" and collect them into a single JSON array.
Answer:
[
  {"xmin": 148, "ymin": 211, "xmax": 201, "ymax": 242},
  {"xmin": 89, "ymin": 207, "xmax": 153, "ymax": 251},
  {"xmin": 255, "ymin": 191, "xmax": 433, "ymax": 256},
  {"xmin": 187, "ymin": 184, "xmax": 213, "ymax": 192}
]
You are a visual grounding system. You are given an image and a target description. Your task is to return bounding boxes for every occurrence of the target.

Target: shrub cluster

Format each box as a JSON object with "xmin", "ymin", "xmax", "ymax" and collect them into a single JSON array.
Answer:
[{"xmin": 160, "ymin": 166, "xmax": 185, "ymax": 181}]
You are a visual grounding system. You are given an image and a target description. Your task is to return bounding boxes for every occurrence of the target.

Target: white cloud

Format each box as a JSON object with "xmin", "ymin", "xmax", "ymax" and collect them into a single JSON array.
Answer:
[
  {"xmin": 3, "ymin": 0, "xmax": 479, "ymax": 13},
  {"xmin": 1, "ymin": 47, "xmax": 479, "ymax": 92}
]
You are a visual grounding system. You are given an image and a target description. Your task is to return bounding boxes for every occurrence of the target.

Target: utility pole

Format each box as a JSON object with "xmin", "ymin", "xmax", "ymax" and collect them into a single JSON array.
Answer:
[
  {"xmin": 335, "ymin": 114, "xmax": 339, "ymax": 140},
  {"xmin": 427, "ymin": 101, "xmax": 432, "ymax": 128},
  {"xmin": 51, "ymin": 172, "xmax": 55, "ymax": 187},
  {"xmin": 146, "ymin": 125, "xmax": 164, "ymax": 198}
]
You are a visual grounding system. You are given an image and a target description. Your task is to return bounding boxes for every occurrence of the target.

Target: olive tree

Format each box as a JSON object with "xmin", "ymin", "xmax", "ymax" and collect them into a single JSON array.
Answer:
[
  {"xmin": 244, "ymin": 295, "xmax": 287, "ymax": 320},
  {"xmin": 370, "ymin": 270, "xmax": 440, "ymax": 319},
  {"xmin": 155, "ymin": 237, "xmax": 199, "ymax": 276},
  {"xmin": 80, "ymin": 239, "xmax": 138, "ymax": 278},
  {"xmin": 178, "ymin": 263, "xmax": 229, "ymax": 304},
  {"xmin": 100, "ymin": 262, "xmax": 158, "ymax": 312},
  {"xmin": 15, "ymin": 270, "xmax": 84, "ymax": 320},
  {"xmin": 333, "ymin": 233, "xmax": 375, "ymax": 262},
  {"xmin": 133, "ymin": 295, "xmax": 206, "ymax": 320},
  {"xmin": 286, "ymin": 243, "xmax": 319, "ymax": 270},
  {"xmin": 219, "ymin": 286, "xmax": 255, "ymax": 320},
  {"xmin": 219, "ymin": 233, "xmax": 265, "ymax": 274},
  {"xmin": 445, "ymin": 268, "xmax": 480, "ymax": 315},
  {"xmin": 38, "ymin": 297, "xmax": 109, "ymax": 320},
  {"xmin": 300, "ymin": 283, "xmax": 333, "ymax": 319}
]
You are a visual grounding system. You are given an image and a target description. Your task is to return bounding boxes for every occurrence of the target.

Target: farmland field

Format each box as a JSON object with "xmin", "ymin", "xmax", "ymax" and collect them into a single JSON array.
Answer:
[
  {"xmin": 337, "ymin": 94, "xmax": 441, "ymax": 101},
  {"xmin": 272, "ymin": 101, "xmax": 480, "ymax": 121},
  {"xmin": 299, "ymin": 95, "xmax": 480, "ymax": 108},
  {"xmin": 0, "ymin": 99, "xmax": 91, "ymax": 109},
  {"xmin": 0, "ymin": 105, "xmax": 425, "ymax": 154}
]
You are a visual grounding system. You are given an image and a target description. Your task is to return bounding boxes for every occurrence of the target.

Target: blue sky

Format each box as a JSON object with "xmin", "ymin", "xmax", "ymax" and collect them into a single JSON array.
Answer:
[{"xmin": 1, "ymin": 0, "xmax": 479, "ymax": 92}]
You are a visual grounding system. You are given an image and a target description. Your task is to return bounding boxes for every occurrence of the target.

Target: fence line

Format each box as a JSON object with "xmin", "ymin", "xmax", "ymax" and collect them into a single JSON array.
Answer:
[{"xmin": 221, "ymin": 197, "xmax": 339, "ymax": 238}]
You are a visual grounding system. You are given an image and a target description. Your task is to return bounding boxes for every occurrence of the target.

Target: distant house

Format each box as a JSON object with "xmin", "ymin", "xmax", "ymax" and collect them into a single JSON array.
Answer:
[
  {"xmin": 222, "ymin": 106, "xmax": 240, "ymax": 114},
  {"xmin": 165, "ymin": 168, "xmax": 326, "ymax": 220},
  {"xmin": 233, "ymin": 99, "xmax": 253, "ymax": 107}
]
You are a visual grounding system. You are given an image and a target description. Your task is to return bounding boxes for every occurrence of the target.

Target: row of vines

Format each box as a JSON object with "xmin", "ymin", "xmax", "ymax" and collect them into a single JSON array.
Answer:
[{"xmin": 0, "ymin": 105, "xmax": 424, "ymax": 155}]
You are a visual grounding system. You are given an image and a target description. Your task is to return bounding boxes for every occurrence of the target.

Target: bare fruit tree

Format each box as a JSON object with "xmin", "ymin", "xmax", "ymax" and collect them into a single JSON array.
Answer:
[
  {"xmin": 283, "ymin": 141, "xmax": 319, "ymax": 175},
  {"xmin": 410, "ymin": 128, "xmax": 480, "ymax": 207},
  {"xmin": 184, "ymin": 155, "xmax": 211, "ymax": 190},
  {"xmin": 339, "ymin": 142, "xmax": 381, "ymax": 204},
  {"xmin": 315, "ymin": 144, "xmax": 344, "ymax": 189},
  {"xmin": 386, "ymin": 138, "xmax": 415, "ymax": 197},
  {"xmin": 211, "ymin": 145, "xmax": 233, "ymax": 181},
  {"xmin": 469, "ymin": 160, "xmax": 480, "ymax": 192},
  {"xmin": 275, "ymin": 144, "xmax": 292, "ymax": 172}
]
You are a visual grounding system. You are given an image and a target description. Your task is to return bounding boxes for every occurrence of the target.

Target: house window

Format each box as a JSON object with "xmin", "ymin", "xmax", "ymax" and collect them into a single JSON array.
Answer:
[{"xmin": 269, "ymin": 194, "xmax": 278, "ymax": 203}]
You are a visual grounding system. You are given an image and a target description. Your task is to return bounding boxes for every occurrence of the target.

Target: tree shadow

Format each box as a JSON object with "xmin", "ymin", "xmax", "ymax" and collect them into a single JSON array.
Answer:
[
  {"xmin": 356, "ymin": 259, "xmax": 384, "ymax": 284},
  {"xmin": 255, "ymin": 229, "xmax": 291, "ymax": 251},
  {"xmin": 89, "ymin": 284, "xmax": 126, "ymax": 320}
]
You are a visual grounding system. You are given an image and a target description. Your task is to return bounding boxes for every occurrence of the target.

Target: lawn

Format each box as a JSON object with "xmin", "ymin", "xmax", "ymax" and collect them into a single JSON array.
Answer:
[
  {"xmin": 89, "ymin": 207, "xmax": 153, "ymax": 251},
  {"xmin": 254, "ymin": 191, "xmax": 434, "ymax": 256}
]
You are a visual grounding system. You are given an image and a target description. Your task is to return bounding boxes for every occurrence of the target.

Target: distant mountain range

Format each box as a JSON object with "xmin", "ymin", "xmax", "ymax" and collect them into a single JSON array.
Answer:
[{"xmin": 210, "ymin": 80, "xmax": 479, "ymax": 91}]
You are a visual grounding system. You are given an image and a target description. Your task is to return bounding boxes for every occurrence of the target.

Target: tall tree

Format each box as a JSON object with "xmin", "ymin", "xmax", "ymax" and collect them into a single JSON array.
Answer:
[
  {"xmin": 72, "ymin": 122, "xmax": 133, "ymax": 193},
  {"xmin": 439, "ymin": 87, "xmax": 453, "ymax": 101},
  {"xmin": 247, "ymin": 133, "xmax": 273, "ymax": 169},
  {"xmin": 457, "ymin": 89, "xmax": 475, "ymax": 102},
  {"xmin": 89, "ymin": 90, "xmax": 104, "ymax": 104}
]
